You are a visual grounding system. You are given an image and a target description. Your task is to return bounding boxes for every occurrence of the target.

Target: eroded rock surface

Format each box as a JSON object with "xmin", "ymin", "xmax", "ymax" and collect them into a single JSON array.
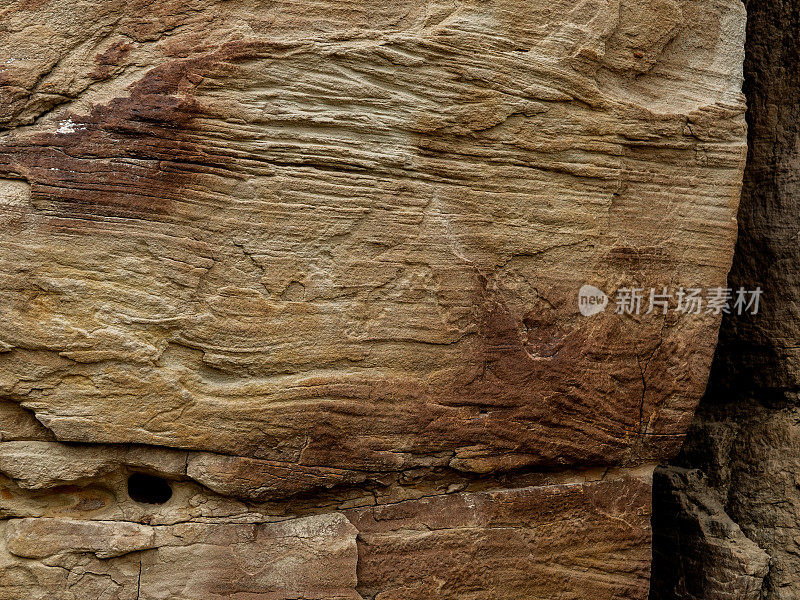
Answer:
[
  {"xmin": 0, "ymin": 467, "xmax": 651, "ymax": 600},
  {"xmin": 652, "ymin": 0, "xmax": 800, "ymax": 598},
  {"xmin": 651, "ymin": 466, "xmax": 769, "ymax": 600},
  {"xmin": 0, "ymin": 0, "xmax": 748, "ymax": 597}
]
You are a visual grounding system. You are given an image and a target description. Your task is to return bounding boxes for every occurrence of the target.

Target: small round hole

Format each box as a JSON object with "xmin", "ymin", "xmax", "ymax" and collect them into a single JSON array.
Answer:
[{"xmin": 127, "ymin": 473, "xmax": 172, "ymax": 505}]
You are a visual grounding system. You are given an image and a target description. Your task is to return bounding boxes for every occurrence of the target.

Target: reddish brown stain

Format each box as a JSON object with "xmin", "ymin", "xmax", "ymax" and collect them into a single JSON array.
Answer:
[
  {"xmin": 16, "ymin": 0, "xmax": 48, "ymax": 10},
  {"xmin": 96, "ymin": 41, "xmax": 132, "ymax": 66},
  {"xmin": 0, "ymin": 45, "xmax": 251, "ymax": 229},
  {"xmin": 89, "ymin": 41, "xmax": 132, "ymax": 80},
  {"xmin": 0, "ymin": 39, "xmax": 312, "ymax": 231}
]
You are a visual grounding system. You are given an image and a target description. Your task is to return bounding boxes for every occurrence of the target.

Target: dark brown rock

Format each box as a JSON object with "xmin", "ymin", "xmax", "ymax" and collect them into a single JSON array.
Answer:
[{"xmin": 651, "ymin": 466, "xmax": 769, "ymax": 600}]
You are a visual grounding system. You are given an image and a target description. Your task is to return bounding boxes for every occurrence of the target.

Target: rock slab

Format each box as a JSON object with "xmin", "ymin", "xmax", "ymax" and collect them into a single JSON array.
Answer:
[{"xmin": 0, "ymin": 0, "xmax": 749, "ymax": 598}]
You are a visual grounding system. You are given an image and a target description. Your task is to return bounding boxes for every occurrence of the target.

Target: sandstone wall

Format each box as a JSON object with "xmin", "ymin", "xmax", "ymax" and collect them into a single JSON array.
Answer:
[{"xmin": 0, "ymin": 1, "xmax": 748, "ymax": 598}]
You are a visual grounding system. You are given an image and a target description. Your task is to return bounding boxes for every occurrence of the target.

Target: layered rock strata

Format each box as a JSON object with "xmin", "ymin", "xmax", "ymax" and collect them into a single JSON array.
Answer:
[{"xmin": 0, "ymin": 0, "xmax": 748, "ymax": 597}]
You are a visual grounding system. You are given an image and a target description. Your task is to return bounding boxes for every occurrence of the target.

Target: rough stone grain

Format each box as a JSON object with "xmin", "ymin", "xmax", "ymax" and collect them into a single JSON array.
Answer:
[
  {"xmin": 0, "ymin": 469, "xmax": 651, "ymax": 600},
  {"xmin": 0, "ymin": 0, "xmax": 746, "ymax": 479},
  {"xmin": 651, "ymin": 466, "xmax": 770, "ymax": 600},
  {"xmin": 348, "ymin": 471, "xmax": 653, "ymax": 600},
  {"xmin": 0, "ymin": 513, "xmax": 360, "ymax": 600},
  {"xmin": 0, "ymin": 0, "xmax": 749, "ymax": 598}
]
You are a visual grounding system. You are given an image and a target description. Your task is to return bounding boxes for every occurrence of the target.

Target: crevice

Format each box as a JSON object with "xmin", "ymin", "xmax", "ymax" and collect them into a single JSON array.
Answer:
[{"xmin": 650, "ymin": 0, "xmax": 798, "ymax": 596}]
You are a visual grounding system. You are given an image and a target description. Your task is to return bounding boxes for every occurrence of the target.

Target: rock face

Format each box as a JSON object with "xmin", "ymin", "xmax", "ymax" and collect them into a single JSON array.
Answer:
[
  {"xmin": 0, "ymin": 0, "xmax": 748, "ymax": 598},
  {"xmin": 651, "ymin": 467, "xmax": 770, "ymax": 599},
  {"xmin": 651, "ymin": 0, "xmax": 800, "ymax": 598}
]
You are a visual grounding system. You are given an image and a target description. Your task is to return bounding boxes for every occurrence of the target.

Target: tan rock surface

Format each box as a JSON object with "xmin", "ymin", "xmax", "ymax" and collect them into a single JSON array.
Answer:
[
  {"xmin": 0, "ymin": 467, "xmax": 650, "ymax": 600},
  {"xmin": 1, "ymin": 513, "xmax": 360, "ymax": 600},
  {"xmin": 0, "ymin": 0, "xmax": 746, "ymax": 476},
  {"xmin": 348, "ymin": 471, "xmax": 653, "ymax": 599},
  {"xmin": 0, "ymin": 0, "xmax": 748, "ymax": 598}
]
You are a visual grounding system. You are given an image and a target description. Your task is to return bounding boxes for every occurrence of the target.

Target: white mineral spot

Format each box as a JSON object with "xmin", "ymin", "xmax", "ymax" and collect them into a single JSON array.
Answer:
[{"xmin": 56, "ymin": 118, "xmax": 77, "ymax": 134}]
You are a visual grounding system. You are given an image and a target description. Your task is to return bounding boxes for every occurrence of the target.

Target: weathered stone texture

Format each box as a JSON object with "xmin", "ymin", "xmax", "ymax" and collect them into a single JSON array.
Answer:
[
  {"xmin": 652, "ymin": 0, "xmax": 800, "ymax": 598},
  {"xmin": 659, "ymin": 400, "xmax": 800, "ymax": 599},
  {"xmin": 0, "ymin": 0, "xmax": 746, "ymax": 473},
  {"xmin": 710, "ymin": 0, "xmax": 800, "ymax": 393},
  {"xmin": 349, "ymin": 472, "xmax": 653, "ymax": 599},
  {"xmin": 0, "ymin": 468, "xmax": 651, "ymax": 600},
  {"xmin": 1, "ymin": 513, "xmax": 360, "ymax": 600},
  {"xmin": 0, "ymin": 0, "xmax": 749, "ymax": 597},
  {"xmin": 651, "ymin": 466, "xmax": 769, "ymax": 600}
]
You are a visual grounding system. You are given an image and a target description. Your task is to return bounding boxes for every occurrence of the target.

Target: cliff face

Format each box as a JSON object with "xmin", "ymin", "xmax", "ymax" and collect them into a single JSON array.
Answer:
[
  {"xmin": 652, "ymin": 1, "xmax": 800, "ymax": 598},
  {"xmin": 0, "ymin": 1, "xmax": 748, "ymax": 598}
]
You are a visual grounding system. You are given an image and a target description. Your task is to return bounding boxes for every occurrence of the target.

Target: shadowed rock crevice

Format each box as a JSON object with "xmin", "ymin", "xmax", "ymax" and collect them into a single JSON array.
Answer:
[
  {"xmin": 651, "ymin": 0, "xmax": 800, "ymax": 597},
  {"xmin": 127, "ymin": 473, "xmax": 173, "ymax": 505}
]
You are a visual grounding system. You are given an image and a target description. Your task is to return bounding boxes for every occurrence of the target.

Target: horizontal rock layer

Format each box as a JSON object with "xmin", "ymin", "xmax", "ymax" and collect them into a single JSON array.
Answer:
[{"xmin": 0, "ymin": 466, "xmax": 652, "ymax": 599}]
